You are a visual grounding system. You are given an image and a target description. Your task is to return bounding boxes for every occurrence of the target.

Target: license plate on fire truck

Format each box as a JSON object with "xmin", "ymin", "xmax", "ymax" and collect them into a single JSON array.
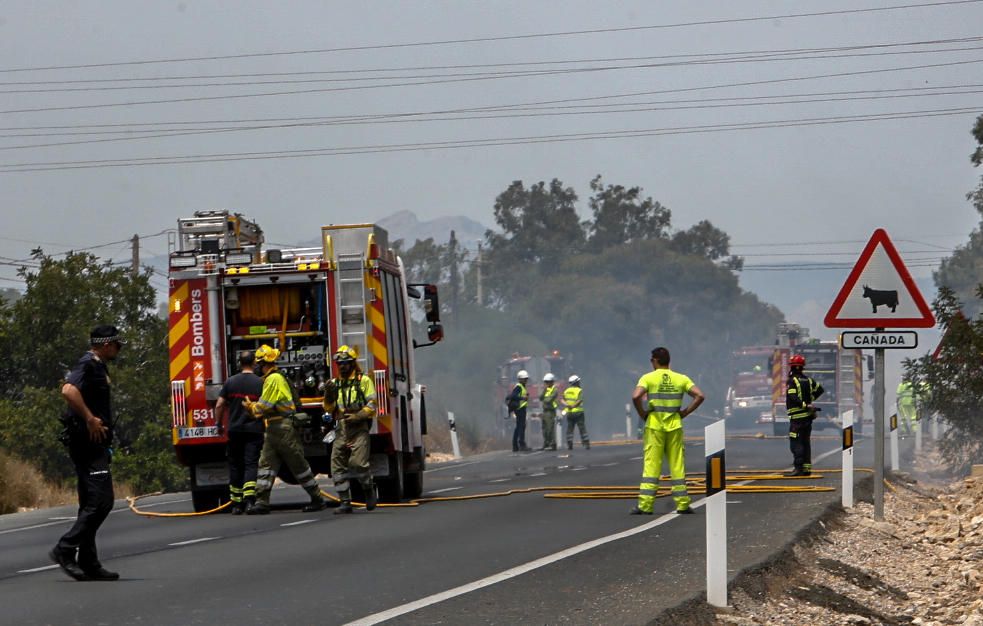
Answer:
[{"xmin": 178, "ymin": 426, "xmax": 219, "ymax": 439}]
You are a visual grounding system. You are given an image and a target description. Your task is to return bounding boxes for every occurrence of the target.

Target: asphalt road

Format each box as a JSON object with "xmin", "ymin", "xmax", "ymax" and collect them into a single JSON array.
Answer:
[{"xmin": 0, "ymin": 417, "xmax": 902, "ymax": 625}]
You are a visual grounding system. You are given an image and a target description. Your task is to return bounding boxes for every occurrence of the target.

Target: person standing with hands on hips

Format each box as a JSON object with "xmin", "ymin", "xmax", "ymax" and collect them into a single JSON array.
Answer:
[
  {"xmin": 630, "ymin": 347, "xmax": 705, "ymax": 516},
  {"xmin": 49, "ymin": 325, "xmax": 125, "ymax": 581}
]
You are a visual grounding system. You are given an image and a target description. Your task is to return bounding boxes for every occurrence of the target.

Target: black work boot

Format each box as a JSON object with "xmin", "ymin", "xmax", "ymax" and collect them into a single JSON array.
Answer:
[
  {"xmin": 231, "ymin": 501, "xmax": 245, "ymax": 515},
  {"xmin": 49, "ymin": 548, "xmax": 88, "ymax": 581},
  {"xmin": 567, "ymin": 442, "xmax": 573, "ymax": 450},
  {"xmin": 334, "ymin": 500, "xmax": 353, "ymax": 515},
  {"xmin": 364, "ymin": 484, "xmax": 377, "ymax": 511},
  {"xmin": 302, "ymin": 498, "xmax": 327, "ymax": 513},
  {"xmin": 81, "ymin": 563, "xmax": 120, "ymax": 581},
  {"xmin": 246, "ymin": 501, "xmax": 270, "ymax": 515}
]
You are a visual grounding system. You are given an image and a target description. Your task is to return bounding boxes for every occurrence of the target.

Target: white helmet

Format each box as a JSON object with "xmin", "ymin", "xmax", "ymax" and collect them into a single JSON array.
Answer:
[
  {"xmin": 568, "ymin": 374, "xmax": 581, "ymax": 384},
  {"xmin": 543, "ymin": 373, "xmax": 555, "ymax": 382},
  {"xmin": 517, "ymin": 370, "xmax": 529, "ymax": 380}
]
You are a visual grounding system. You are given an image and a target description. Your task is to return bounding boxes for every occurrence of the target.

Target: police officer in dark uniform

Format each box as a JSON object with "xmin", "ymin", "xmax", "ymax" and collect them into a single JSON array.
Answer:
[
  {"xmin": 49, "ymin": 325, "xmax": 124, "ymax": 581},
  {"xmin": 785, "ymin": 353, "xmax": 824, "ymax": 477}
]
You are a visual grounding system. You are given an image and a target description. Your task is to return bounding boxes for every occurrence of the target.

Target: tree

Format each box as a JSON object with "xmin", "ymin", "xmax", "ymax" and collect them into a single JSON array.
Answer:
[
  {"xmin": 483, "ymin": 179, "xmax": 584, "ymax": 305},
  {"xmin": 0, "ymin": 250, "xmax": 186, "ymax": 492},
  {"xmin": 671, "ymin": 220, "xmax": 745, "ymax": 270},
  {"xmin": 903, "ymin": 286, "xmax": 983, "ymax": 470},
  {"xmin": 587, "ymin": 175, "xmax": 671, "ymax": 249},
  {"xmin": 935, "ymin": 114, "xmax": 983, "ymax": 316}
]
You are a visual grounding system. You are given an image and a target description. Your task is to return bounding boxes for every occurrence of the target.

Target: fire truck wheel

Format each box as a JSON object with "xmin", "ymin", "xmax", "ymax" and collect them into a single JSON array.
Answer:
[
  {"xmin": 192, "ymin": 488, "xmax": 227, "ymax": 513},
  {"xmin": 377, "ymin": 453, "xmax": 405, "ymax": 503}
]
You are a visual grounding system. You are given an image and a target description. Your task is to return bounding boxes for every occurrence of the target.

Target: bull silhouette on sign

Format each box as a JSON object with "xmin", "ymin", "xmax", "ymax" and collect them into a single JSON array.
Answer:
[{"xmin": 862, "ymin": 285, "xmax": 898, "ymax": 313}]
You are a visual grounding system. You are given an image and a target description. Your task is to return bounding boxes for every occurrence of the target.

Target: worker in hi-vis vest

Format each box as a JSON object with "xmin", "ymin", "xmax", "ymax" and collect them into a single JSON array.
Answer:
[{"xmin": 630, "ymin": 347, "xmax": 705, "ymax": 516}]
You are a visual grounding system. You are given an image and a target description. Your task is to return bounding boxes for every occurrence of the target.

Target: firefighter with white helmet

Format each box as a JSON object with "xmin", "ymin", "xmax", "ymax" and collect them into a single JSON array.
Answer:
[
  {"xmin": 245, "ymin": 344, "xmax": 327, "ymax": 514},
  {"xmin": 323, "ymin": 344, "xmax": 378, "ymax": 514},
  {"xmin": 539, "ymin": 373, "xmax": 559, "ymax": 451},
  {"xmin": 562, "ymin": 374, "xmax": 590, "ymax": 450},
  {"xmin": 507, "ymin": 370, "xmax": 531, "ymax": 453}
]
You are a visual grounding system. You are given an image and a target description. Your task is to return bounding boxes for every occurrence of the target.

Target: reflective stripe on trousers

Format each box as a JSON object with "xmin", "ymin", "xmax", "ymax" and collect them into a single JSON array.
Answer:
[{"xmin": 637, "ymin": 427, "xmax": 690, "ymax": 513}]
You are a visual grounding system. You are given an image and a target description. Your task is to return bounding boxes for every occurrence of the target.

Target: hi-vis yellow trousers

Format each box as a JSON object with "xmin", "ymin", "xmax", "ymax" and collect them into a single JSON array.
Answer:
[{"xmin": 637, "ymin": 427, "xmax": 690, "ymax": 513}]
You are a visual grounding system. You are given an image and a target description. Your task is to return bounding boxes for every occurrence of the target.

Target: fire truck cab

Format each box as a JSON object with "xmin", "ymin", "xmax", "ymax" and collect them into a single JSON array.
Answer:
[{"xmin": 167, "ymin": 211, "xmax": 443, "ymax": 511}]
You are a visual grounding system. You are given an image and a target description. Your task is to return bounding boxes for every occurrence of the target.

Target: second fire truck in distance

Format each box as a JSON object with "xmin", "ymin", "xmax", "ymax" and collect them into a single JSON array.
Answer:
[{"xmin": 167, "ymin": 211, "xmax": 443, "ymax": 511}]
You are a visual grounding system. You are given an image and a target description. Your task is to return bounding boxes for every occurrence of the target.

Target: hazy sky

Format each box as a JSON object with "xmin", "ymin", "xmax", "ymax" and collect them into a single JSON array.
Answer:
[{"xmin": 2, "ymin": 0, "xmax": 981, "ymax": 326}]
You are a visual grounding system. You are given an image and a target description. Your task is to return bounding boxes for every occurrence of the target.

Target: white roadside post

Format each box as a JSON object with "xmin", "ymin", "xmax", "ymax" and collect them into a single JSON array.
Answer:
[
  {"xmin": 447, "ymin": 412, "xmax": 462, "ymax": 460},
  {"xmin": 931, "ymin": 412, "xmax": 939, "ymax": 441},
  {"xmin": 557, "ymin": 411, "xmax": 564, "ymax": 450},
  {"xmin": 889, "ymin": 413, "xmax": 899, "ymax": 471},
  {"xmin": 842, "ymin": 410, "xmax": 854, "ymax": 509},
  {"xmin": 705, "ymin": 419, "xmax": 727, "ymax": 608},
  {"xmin": 625, "ymin": 403, "xmax": 632, "ymax": 440},
  {"xmin": 914, "ymin": 416, "xmax": 923, "ymax": 454}
]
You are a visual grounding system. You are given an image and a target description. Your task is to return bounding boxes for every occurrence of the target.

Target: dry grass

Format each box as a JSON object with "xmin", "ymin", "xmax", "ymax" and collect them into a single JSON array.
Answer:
[{"xmin": 0, "ymin": 450, "xmax": 76, "ymax": 513}]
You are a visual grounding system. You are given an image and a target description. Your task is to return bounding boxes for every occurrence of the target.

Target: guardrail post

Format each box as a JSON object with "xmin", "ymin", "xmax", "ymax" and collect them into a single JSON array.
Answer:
[
  {"xmin": 889, "ymin": 413, "xmax": 899, "ymax": 471},
  {"xmin": 705, "ymin": 419, "xmax": 727, "ymax": 608},
  {"xmin": 842, "ymin": 410, "xmax": 854, "ymax": 509},
  {"xmin": 447, "ymin": 412, "xmax": 461, "ymax": 460}
]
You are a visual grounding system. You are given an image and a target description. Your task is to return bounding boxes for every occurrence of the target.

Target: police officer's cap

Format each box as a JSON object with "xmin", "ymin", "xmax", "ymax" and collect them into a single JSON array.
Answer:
[{"xmin": 90, "ymin": 324, "xmax": 126, "ymax": 346}]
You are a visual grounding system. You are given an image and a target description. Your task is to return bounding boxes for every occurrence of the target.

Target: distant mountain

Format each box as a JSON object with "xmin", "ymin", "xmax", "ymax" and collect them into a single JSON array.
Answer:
[{"xmin": 378, "ymin": 210, "xmax": 488, "ymax": 250}]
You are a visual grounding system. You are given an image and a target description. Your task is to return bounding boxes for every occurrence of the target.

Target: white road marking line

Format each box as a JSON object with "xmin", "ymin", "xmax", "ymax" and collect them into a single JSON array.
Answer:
[
  {"xmin": 47, "ymin": 517, "xmax": 75, "ymax": 521},
  {"xmin": 428, "ymin": 487, "xmax": 463, "ymax": 494},
  {"xmin": 346, "ymin": 440, "xmax": 853, "ymax": 626},
  {"xmin": 0, "ymin": 520, "xmax": 71, "ymax": 535},
  {"xmin": 345, "ymin": 506, "xmax": 700, "ymax": 626},
  {"xmin": 571, "ymin": 467, "xmax": 587, "ymax": 471},
  {"xmin": 168, "ymin": 537, "xmax": 219, "ymax": 546},
  {"xmin": 599, "ymin": 462, "xmax": 619, "ymax": 467},
  {"xmin": 629, "ymin": 455, "xmax": 643, "ymax": 460},
  {"xmin": 281, "ymin": 519, "xmax": 317, "ymax": 527},
  {"xmin": 17, "ymin": 564, "xmax": 58, "ymax": 574},
  {"xmin": 426, "ymin": 460, "xmax": 481, "ymax": 473},
  {"xmin": 529, "ymin": 472, "xmax": 547, "ymax": 477},
  {"xmin": 488, "ymin": 478, "xmax": 510, "ymax": 483}
]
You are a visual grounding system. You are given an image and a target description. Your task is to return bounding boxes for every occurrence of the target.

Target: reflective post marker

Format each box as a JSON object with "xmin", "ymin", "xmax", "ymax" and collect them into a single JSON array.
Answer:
[
  {"xmin": 842, "ymin": 410, "xmax": 854, "ymax": 509},
  {"xmin": 889, "ymin": 413, "xmax": 899, "ymax": 471},
  {"xmin": 705, "ymin": 419, "xmax": 727, "ymax": 608},
  {"xmin": 447, "ymin": 412, "xmax": 461, "ymax": 460}
]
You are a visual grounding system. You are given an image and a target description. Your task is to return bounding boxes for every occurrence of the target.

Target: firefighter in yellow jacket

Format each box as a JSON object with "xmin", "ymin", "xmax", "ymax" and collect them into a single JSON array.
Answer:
[
  {"xmin": 244, "ymin": 345, "xmax": 326, "ymax": 515},
  {"xmin": 323, "ymin": 345, "xmax": 378, "ymax": 514},
  {"xmin": 630, "ymin": 347, "xmax": 705, "ymax": 515}
]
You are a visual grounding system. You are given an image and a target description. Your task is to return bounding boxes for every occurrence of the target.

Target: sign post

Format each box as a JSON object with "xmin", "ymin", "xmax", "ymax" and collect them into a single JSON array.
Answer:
[{"xmin": 825, "ymin": 229, "xmax": 935, "ymax": 521}]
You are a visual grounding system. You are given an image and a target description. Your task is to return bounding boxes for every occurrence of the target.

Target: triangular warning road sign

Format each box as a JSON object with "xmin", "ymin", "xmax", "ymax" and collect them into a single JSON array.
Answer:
[{"xmin": 824, "ymin": 229, "xmax": 935, "ymax": 328}]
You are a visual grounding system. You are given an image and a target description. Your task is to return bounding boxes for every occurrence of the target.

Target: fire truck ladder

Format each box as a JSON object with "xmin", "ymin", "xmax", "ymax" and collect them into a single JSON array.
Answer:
[{"xmin": 336, "ymin": 252, "xmax": 370, "ymax": 374}]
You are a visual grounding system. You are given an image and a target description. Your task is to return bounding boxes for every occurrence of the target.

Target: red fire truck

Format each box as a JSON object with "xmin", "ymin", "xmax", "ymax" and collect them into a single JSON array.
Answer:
[
  {"xmin": 495, "ymin": 351, "xmax": 572, "ymax": 421},
  {"xmin": 167, "ymin": 211, "xmax": 443, "ymax": 511}
]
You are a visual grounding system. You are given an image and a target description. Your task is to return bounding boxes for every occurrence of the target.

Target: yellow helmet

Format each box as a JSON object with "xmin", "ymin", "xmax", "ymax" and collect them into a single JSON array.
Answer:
[
  {"xmin": 333, "ymin": 344, "xmax": 359, "ymax": 363},
  {"xmin": 255, "ymin": 344, "xmax": 281, "ymax": 363}
]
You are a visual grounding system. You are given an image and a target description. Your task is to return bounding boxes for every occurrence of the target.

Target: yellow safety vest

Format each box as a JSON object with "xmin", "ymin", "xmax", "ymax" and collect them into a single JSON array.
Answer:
[
  {"xmin": 512, "ymin": 383, "xmax": 528, "ymax": 410},
  {"xmin": 636, "ymin": 368, "xmax": 694, "ymax": 432},
  {"xmin": 563, "ymin": 386, "xmax": 584, "ymax": 414},
  {"xmin": 541, "ymin": 385, "xmax": 559, "ymax": 411},
  {"xmin": 256, "ymin": 370, "xmax": 295, "ymax": 417}
]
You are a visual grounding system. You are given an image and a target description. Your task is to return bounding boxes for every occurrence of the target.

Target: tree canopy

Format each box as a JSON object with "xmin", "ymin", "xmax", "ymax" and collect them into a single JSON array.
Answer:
[{"xmin": 0, "ymin": 251, "xmax": 185, "ymax": 492}]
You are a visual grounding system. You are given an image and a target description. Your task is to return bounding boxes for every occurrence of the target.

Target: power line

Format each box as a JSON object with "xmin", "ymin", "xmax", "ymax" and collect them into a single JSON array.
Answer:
[
  {"xmin": 3, "ymin": 36, "xmax": 980, "ymax": 86},
  {"xmin": 3, "ymin": 54, "xmax": 981, "ymax": 117},
  {"xmin": 5, "ymin": 40, "xmax": 983, "ymax": 94},
  {"xmin": 4, "ymin": 86, "xmax": 982, "ymax": 151},
  {"xmin": 2, "ymin": 0, "xmax": 979, "ymax": 73},
  {"xmin": 3, "ymin": 82, "xmax": 979, "ymax": 135},
  {"xmin": 1, "ymin": 106, "xmax": 976, "ymax": 173}
]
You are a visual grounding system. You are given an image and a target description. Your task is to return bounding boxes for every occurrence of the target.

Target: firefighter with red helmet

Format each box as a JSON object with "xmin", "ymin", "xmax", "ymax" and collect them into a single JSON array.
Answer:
[{"xmin": 785, "ymin": 353, "xmax": 824, "ymax": 477}]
